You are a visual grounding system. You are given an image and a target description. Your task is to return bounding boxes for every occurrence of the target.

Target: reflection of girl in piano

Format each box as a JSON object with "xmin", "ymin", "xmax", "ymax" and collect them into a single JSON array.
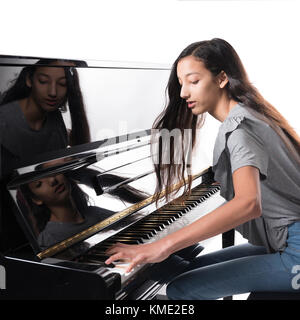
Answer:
[
  {"xmin": 19, "ymin": 173, "xmax": 114, "ymax": 250},
  {"xmin": 0, "ymin": 59, "xmax": 90, "ymax": 177},
  {"xmin": 105, "ymin": 38, "xmax": 300, "ymax": 299}
]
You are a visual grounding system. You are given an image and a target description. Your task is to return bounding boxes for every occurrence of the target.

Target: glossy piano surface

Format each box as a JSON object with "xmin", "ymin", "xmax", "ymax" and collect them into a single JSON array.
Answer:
[{"xmin": 0, "ymin": 54, "xmax": 171, "ymax": 252}]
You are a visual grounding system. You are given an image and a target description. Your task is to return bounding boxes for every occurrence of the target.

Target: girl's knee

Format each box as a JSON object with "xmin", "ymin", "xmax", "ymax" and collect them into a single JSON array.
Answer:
[
  {"xmin": 166, "ymin": 281, "xmax": 197, "ymax": 300},
  {"xmin": 166, "ymin": 278, "xmax": 210, "ymax": 300},
  {"xmin": 166, "ymin": 280, "xmax": 183, "ymax": 300}
]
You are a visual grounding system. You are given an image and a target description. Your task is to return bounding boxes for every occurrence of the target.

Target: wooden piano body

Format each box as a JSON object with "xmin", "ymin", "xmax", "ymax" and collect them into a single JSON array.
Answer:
[{"xmin": 0, "ymin": 56, "xmax": 228, "ymax": 299}]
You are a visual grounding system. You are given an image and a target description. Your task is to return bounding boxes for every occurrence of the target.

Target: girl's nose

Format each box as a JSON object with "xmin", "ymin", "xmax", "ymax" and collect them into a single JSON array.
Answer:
[
  {"xmin": 48, "ymin": 82, "xmax": 57, "ymax": 97},
  {"xmin": 180, "ymin": 85, "xmax": 190, "ymax": 100},
  {"xmin": 48, "ymin": 175, "xmax": 58, "ymax": 186}
]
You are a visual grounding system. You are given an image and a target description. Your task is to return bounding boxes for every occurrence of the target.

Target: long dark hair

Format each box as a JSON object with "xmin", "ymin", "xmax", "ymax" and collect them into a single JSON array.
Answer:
[
  {"xmin": 0, "ymin": 58, "xmax": 91, "ymax": 146},
  {"xmin": 152, "ymin": 38, "xmax": 300, "ymax": 203}
]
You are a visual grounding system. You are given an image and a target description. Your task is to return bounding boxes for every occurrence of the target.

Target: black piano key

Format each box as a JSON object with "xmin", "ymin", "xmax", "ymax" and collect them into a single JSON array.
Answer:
[
  {"xmin": 105, "ymin": 239, "xmax": 141, "ymax": 245},
  {"xmin": 187, "ymin": 195, "xmax": 207, "ymax": 199},
  {"xmin": 143, "ymin": 219, "xmax": 170, "ymax": 227},
  {"xmin": 119, "ymin": 231, "xmax": 152, "ymax": 240},
  {"xmin": 159, "ymin": 207, "xmax": 188, "ymax": 213},
  {"xmin": 181, "ymin": 200, "xmax": 199, "ymax": 207},
  {"xmin": 129, "ymin": 226, "xmax": 158, "ymax": 234},
  {"xmin": 134, "ymin": 222, "xmax": 165, "ymax": 231},
  {"xmin": 121, "ymin": 230, "xmax": 152, "ymax": 235},
  {"xmin": 166, "ymin": 204, "xmax": 190, "ymax": 209},
  {"xmin": 192, "ymin": 189, "xmax": 211, "ymax": 193},
  {"xmin": 150, "ymin": 214, "xmax": 177, "ymax": 222},
  {"xmin": 126, "ymin": 225, "xmax": 158, "ymax": 232},
  {"xmin": 78, "ymin": 256, "xmax": 115, "ymax": 268},
  {"xmin": 144, "ymin": 215, "xmax": 174, "ymax": 221},
  {"xmin": 190, "ymin": 191, "xmax": 210, "ymax": 197},
  {"xmin": 199, "ymin": 187, "xmax": 219, "ymax": 193},
  {"xmin": 155, "ymin": 211, "xmax": 183, "ymax": 218},
  {"xmin": 110, "ymin": 236, "xmax": 144, "ymax": 243},
  {"xmin": 194, "ymin": 188, "xmax": 213, "ymax": 193},
  {"xmin": 122, "ymin": 230, "xmax": 153, "ymax": 234},
  {"xmin": 143, "ymin": 217, "xmax": 170, "ymax": 224}
]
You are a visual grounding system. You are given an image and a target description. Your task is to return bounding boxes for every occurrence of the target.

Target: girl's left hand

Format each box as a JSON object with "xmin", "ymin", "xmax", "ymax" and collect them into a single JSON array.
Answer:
[{"xmin": 104, "ymin": 240, "xmax": 171, "ymax": 273}]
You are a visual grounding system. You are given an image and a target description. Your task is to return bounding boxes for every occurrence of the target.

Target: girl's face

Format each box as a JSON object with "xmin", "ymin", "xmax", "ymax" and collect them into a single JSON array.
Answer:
[
  {"xmin": 176, "ymin": 55, "xmax": 224, "ymax": 115},
  {"xmin": 28, "ymin": 174, "xmax": 70, "ymax": 206},
  {"xmin": 26, "ymin": 64, "xmax": 67, "ymax": 112}
]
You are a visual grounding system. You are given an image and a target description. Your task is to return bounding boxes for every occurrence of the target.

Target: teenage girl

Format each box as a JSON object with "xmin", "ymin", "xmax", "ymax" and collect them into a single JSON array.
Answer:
[{"xmin": 105, "ymin": 38, "xmax": 300, "ymax": 299}]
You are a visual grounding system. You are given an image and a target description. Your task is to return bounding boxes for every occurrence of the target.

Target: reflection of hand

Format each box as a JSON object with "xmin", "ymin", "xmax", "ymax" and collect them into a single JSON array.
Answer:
[{"xmin": 105, "ymin": 241, "xmax": 171, "ymax": 273}]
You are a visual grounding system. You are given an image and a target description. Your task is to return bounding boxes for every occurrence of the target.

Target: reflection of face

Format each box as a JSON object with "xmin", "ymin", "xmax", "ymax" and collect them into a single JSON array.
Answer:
[
  {"xmin": 177, "ymin": 56, "xmax": 221, "ymax": 115},
  {"xmin": 26, "ymin": 65, "xmax": 67, "ymax": 112},
  {"xmin": 28, "ymin": 174, "xmax": 70, "ymax": 206}
]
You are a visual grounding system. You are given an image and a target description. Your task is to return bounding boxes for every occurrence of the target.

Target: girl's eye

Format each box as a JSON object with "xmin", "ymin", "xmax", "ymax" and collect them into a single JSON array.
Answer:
[
  {"xmin": 38, "ymin": 79, "xmax": 47, "ymax": 84},
  {"xmin": 191, "ymin": 80, "xmax": 199, "ymax": 85},
  {"xmin": 35, "ymin": 181, "xmax": 42, "ymax": 188}
]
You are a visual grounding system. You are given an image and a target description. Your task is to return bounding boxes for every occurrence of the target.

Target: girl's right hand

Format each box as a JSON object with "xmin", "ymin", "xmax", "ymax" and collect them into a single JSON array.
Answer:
[{"xmin": 105, "ymin": 240, "xmax": 172, "ymax": 273}]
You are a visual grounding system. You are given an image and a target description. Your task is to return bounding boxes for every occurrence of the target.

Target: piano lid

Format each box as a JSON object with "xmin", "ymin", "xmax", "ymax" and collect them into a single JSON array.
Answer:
[
  {"xmin": 0, "ymin": 54, "xmax": 171, "ymax": 168},
  {"xmin": 0, "ymin": 54, "xmax": 170, "ymax": 69}
]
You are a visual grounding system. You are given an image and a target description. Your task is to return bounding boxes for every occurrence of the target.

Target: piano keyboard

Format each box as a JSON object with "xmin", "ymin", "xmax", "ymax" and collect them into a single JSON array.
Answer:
[{"xmin": 75, "ymin": 182, "xmax": 226, "ymax": 285}]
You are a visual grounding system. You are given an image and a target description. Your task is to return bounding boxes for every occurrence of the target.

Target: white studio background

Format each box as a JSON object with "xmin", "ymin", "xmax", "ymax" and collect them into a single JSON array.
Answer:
[
  {"xmin": 1, "ymin": 0, "xmax": 300, "ymax": 134},
  {"xmin": 1, "ymin": 0, "xmax": 299, "ymax": 169}
]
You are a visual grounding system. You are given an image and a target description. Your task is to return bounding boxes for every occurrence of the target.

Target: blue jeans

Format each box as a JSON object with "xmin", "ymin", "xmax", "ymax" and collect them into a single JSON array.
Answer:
[{"xmin": 167, "ymin": 222, "xmax": 300, "ymax": 300}]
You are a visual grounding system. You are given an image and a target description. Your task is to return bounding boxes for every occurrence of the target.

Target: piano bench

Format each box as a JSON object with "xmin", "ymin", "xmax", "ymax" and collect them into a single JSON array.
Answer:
[{"xmin": 247, "ymin": 291, "xmax": 300, "ymax": 300}]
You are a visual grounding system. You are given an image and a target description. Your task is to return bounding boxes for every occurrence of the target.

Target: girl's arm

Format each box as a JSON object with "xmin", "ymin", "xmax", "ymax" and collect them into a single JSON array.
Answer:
[{"xmin": 105, "ymin": 165, "xmax": 262, "ymax": 272}]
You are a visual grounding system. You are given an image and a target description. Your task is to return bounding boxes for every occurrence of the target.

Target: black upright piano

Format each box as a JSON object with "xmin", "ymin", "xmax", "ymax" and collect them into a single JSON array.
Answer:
[{"xmin": 0, "ymin": 55, "xmax": 227, "ymax": 299}]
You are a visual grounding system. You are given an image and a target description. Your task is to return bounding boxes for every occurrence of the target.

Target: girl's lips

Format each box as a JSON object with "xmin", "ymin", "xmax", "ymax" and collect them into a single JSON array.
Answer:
[
  {"xmin": 55, "ymin": 184, "xmax": 65, "ymax": 193},
  {"xmin": 187, "ymin": 101, "xmax": 196, "ymax": 108},
  {"xmin": 46, "ymin": 100, "xmax": 58, "ymax": 107}
]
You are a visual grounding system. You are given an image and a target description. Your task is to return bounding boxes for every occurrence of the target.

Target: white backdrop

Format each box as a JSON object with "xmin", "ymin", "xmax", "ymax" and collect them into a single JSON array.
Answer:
[{"xmin": 1, "ymin": 0, "xmax": 299, "ymax": 132}]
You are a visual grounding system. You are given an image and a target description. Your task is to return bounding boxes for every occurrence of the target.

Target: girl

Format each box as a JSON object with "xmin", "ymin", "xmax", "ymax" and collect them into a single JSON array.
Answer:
[
  {"xmin": 0, "ymin": 59, "xmax": 90, "ymax": 177},
  {"xmin": 105, "ymin": 38, "xmax": 300, "ymax": 299}
]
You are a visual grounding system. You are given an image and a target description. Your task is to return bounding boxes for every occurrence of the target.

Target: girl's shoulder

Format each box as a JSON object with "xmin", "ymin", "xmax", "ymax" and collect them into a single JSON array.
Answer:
[
  {"xmin": 0, "ymin": 100, "xmax": 20, "ymax": 115},
  {"xmin": 213, "ymin": 104, "xmax": 272, "ymax": 169},
  {"xmin": 219, "ymin": 104, "xmax": 270, "ymax": 136},
  {"xmin": 0, "ymin": 100, "xmax": 23, "ymax": 130}
]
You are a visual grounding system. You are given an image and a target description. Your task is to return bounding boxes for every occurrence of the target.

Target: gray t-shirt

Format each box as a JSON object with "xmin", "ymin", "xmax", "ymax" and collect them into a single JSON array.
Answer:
[
  {"xmin": 0, "ymin": 100, "xmax": 68, "ymax": 174},
  {"xmin": 212, "ymin": 103, "xmax": 300, "ymax": 253},
  {"xmin": 37, "ymin": 206, "xmax": 115, "ymax": 250}
]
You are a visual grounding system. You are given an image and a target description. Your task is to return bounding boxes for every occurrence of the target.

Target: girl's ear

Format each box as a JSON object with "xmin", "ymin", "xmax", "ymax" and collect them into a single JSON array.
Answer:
[
  {"xmin": 31, "ymin": 197, "xmax": 43, "ymax": 206},
  {"xmin": 25, "ymin": 74, "xmax": 32, "ymax": 88},
  {"xmin": 218, "ymin": 71, "xmax": 229, "ymax": 89}
]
